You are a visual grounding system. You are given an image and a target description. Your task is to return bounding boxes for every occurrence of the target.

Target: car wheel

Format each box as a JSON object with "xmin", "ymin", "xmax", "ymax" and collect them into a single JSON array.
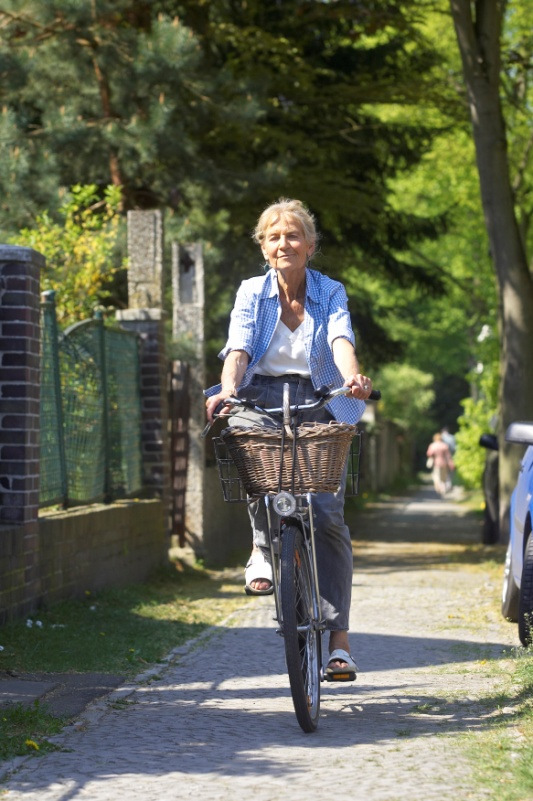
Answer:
[
  {"xmin": 502, "ymin": 542, "xmax": 519, "ymax": 621},
  {"xmin": 518, "ymin": 534, "xmax": 533, "ymax": 646}
]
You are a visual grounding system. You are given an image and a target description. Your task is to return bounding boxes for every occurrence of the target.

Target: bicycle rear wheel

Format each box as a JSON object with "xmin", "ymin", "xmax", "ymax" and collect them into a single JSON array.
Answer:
[{"xmin": 280, "ymin": 523, "xmax": 322, "ymax": 732}]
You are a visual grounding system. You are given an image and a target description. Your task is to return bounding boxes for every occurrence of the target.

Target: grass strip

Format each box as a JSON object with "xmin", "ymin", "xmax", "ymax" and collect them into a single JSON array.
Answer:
[
  {"xmin": 465, "ymin": 646, "xmax": 533, "ymax": 801},
  {"xmin": 0, "ymin": 701, "xmax": 68, "ymax": 761},
  {"xmin": 0, "ymin": 560, "xmax": 245, "ymax": 677}
]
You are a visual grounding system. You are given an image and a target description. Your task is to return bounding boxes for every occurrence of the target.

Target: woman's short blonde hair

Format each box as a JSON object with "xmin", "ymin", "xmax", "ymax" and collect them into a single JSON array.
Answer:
[{"xmin": 253, "ymin": 198, "xmax": 318, "ymax": 247}]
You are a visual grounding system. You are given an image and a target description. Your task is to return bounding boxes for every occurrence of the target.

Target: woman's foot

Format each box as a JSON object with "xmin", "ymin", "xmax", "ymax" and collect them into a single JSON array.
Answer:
[
  {"xmin": 244, "ymin": 547, "xmax": 273, "ymax": 595},
  {"xmin": 328, "ymin": 631, "xmax": 352, "ymax": 669},
  {"xmin": 326, "ymin": 631, "xmax": 357, "ymax": 681}
]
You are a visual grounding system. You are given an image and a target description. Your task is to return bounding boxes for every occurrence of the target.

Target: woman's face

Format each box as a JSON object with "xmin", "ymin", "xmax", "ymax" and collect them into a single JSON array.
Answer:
[{"xmin": 262, "ymin": 215, "xmax": 314, "ymax": 274}]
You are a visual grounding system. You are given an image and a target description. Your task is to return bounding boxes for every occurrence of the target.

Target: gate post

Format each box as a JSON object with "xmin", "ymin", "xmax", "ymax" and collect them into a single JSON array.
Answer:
[
  {"xmin": 170, "ymin": 242, "xmax": 251, "ymax": 564},
  {"xmin": 171, "ymin": 243, "xmax": 205, "ymax": 551},
  {"xmin": 116, "ymin": 211, "xmax": 171, "ymax": 532}
]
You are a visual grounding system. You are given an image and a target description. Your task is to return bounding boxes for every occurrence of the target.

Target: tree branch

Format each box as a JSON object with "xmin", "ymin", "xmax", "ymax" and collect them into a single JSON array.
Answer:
[{"xmin": 0, "ymin": 8, "xmax": 67, "ymax": 42}]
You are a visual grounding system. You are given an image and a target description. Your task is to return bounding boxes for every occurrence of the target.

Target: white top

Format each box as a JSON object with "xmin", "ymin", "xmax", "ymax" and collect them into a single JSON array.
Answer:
[{"xmin": 255, "ymin": 318, "xmax": 310, "ymax": 378}]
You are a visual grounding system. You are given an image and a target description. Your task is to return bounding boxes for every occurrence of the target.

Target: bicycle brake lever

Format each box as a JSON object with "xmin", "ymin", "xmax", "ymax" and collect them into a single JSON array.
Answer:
[{"xmin": 201, "ymin": 420, "xmax": 214, "ymax": 438}]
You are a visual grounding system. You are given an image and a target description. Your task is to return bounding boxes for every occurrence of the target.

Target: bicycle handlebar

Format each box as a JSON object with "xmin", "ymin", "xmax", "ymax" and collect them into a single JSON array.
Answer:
[{"xmin": 202, "ymin": 383, "xmax": 381, "ymax": 437}]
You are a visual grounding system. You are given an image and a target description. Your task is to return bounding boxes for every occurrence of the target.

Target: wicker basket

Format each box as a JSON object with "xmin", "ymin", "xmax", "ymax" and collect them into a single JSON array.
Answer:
[{"xmin": 220, "ymin": 421, "xmax": 359, "ymax": 496}]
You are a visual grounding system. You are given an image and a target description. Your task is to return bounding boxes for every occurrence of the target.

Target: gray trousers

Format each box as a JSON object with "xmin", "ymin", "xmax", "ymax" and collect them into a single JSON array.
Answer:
[{"xmin": 230, "ymin": 374, "xmax": 353, "ymax": 631}]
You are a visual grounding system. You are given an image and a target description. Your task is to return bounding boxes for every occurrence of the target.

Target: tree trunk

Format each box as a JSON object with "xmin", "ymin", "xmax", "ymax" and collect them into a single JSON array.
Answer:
[{"xmin": 450, "ymin": 0, "xmax": 533, "ymax": 541}]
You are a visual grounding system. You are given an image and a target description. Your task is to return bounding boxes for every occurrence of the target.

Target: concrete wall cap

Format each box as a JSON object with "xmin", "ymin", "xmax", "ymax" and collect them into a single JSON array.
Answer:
[
  {"xmin": 116, "ymin": 308, "xmax": 165, "ymax": 321},
  {"xmin": 0, "ymin": 245, "xmax": 45, "ymax": 266}
]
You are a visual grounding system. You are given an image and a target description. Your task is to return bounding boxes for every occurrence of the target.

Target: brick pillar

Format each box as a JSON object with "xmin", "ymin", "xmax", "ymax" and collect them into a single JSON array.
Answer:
[
  {"xmin": 0, "ymin": 246, "xmax": 42, "ymax": 526},
  {"xmin": 0, "ymin": 245, "xmax": 42, "ymax": 616},
  {"xmin": 116, "ymin": 211, "xmax": 171, "ymax": 530}
]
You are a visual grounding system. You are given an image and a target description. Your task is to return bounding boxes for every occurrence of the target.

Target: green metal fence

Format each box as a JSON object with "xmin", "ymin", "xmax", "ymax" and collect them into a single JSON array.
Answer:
[{"xmin": 40, "ymin": 291, "xmax": 144, "ymax": 508}]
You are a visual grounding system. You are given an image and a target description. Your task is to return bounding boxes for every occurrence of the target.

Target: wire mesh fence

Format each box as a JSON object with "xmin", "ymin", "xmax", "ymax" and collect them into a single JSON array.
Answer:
[{"xmin": 40, "ymin": 292, "xmax": 143, "ymax": 508}]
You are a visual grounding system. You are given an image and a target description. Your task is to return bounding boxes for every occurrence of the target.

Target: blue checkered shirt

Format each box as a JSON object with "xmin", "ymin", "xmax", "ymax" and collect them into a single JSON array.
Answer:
[{"xmin": 204, "ymin": 267, "xmax": 366, "ymax": 424}]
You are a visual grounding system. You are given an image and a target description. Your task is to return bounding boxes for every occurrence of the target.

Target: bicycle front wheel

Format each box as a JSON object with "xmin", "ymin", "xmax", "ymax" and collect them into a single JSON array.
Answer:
[{"xmin": 280, "ymin": 523, "xmax": 322, "ymax": 732}]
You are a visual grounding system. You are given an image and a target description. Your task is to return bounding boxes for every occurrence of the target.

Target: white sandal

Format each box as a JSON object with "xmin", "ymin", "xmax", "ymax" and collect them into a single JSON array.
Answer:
[
  {"xmin": 244, "ymin": 549, "xmax": 273, "ymax": 596},
  {"xmin": 325, "ymin": 649, "xmax": 358, "ymax": 682}
]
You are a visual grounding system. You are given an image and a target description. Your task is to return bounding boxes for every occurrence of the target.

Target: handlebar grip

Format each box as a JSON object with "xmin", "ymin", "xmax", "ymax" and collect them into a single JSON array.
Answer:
[
  {"xmin": 213, "ymin": 399, "xmax": 227, "ymax": 415},
  {"xmin": 315, "ymin": 385, "xmax": 381, "ymax": 401}
]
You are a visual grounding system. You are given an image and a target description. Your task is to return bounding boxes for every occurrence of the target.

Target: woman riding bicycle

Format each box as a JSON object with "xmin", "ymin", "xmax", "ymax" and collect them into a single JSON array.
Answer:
[{"xmin": 205, "ymin": 198, "xmax": 373, "ymax": 681}]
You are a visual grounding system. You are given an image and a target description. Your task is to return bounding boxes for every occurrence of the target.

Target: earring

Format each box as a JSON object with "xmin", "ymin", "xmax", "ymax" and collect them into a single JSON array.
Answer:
[{"xmin": 262, "ymin": 261, "xmax": 270, "ymax": 273}]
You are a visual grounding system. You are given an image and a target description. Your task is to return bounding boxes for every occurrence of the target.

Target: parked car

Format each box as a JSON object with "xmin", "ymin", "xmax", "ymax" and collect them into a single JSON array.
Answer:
[{"xmin": 501, "ymin": 421, "xmax": 533, "ymax": 646}]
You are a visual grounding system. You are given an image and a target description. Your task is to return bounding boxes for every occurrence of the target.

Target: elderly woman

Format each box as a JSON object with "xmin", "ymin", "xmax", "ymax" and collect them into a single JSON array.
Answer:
[{"xmin": 205, "ymin": 198, "xmax": 373, "ymax": 681}]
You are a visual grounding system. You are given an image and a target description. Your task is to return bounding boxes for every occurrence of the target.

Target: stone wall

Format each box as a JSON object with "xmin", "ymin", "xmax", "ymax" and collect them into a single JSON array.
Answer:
[{"xmin": 0, "ymin": 499, "xmax": 166, "ymax": 624}]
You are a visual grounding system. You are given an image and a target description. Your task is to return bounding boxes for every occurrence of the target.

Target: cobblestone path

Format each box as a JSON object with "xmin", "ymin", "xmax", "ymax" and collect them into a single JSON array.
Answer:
[{"xmin": 1, "ymin": 487, "xmax": 516, "ymax": 800}]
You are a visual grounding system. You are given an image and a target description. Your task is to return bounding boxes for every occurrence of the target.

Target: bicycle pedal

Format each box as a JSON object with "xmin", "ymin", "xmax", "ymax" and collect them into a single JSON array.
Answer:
[{"xmin": 324, "ymin": 672, "xmax": 356, "ymax": 682}]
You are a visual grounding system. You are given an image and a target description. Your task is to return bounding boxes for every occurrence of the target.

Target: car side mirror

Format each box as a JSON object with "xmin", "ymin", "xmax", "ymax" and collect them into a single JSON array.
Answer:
[{"xmin": 505, "ymin": 422, "xmax": 533, "ymax": 446}]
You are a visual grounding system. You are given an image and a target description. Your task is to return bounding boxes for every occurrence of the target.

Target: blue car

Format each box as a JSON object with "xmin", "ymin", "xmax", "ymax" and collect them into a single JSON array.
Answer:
[{"xmin": 501, "ymin": 421, "xmax": 533, "ymax": 645}]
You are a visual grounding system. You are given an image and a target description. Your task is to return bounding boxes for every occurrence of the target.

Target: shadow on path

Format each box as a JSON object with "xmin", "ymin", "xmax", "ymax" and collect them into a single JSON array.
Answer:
[{"xmin": 1, "ymin": 483, "xmax": 520, "ymax": 801}]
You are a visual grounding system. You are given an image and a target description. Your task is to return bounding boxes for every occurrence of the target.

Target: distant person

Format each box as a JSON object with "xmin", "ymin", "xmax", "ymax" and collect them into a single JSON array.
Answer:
[
  {"xmin": 440, "ymin": 427, "xmax": 457, "ymax": 490},
  {"xmin": 426, "ymin": 433, "xmax": 454, "ymax": 496},
  {"xmin": 441, "ymin": 427, "xmax": 456, "ymax": 455}
]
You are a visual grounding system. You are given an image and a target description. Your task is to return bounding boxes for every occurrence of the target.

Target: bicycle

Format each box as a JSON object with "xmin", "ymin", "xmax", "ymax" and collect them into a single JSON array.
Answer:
[{"xmin": 203, "ymin": 382, "xmax": 380, "ymax": 732}]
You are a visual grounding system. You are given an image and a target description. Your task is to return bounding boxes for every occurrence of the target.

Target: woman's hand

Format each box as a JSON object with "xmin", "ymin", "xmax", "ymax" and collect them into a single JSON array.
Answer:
[
  {"xmin": 343, "ymin": 373, "xmax": 373, "ymax": 400},
  {"xmin": 205, "ymin": 389, "xmax": 235, "ymax": 423}
]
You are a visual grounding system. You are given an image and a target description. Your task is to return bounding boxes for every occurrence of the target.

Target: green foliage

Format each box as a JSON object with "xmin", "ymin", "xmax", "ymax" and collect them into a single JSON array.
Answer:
[
  {"xmin": 0, "ymin": 107, "xmax": 60, "ymax": 240},
  {"xmin": 0, "ymin": 1, "xmax": 450, "ymax": 292},
  {"xmin": 454, "ymin": 398, "xmax": 492, "ymax": 489},
  {"xmin": 454, "ymin": 357, "xmax": 499, "ymax": 489},
  {"xmin": 366, "ymin": 5, "xmax": 500, "ymax": 447},
  {"xmin": 375, "ymin": 363, "xmax": 435, "ymax": 438},
  {"xmin": 10, "ymin": 184, "xmax": 125, "ymax": 326}
]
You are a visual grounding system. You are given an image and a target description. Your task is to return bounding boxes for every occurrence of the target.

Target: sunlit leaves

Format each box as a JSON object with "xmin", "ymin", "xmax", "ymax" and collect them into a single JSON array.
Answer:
[{"xmin": 11, "ymin": 184, "xmax": 124, "ymax": 326}]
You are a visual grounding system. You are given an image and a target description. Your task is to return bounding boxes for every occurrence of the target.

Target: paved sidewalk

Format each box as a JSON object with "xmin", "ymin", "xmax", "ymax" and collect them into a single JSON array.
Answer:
[
  {"xmin": 0, "ymin": 673, "xmax": 124, "ymax": 718},
  {"xmin": 0, "ymin": 487, "xmax": 517, "ymax": 800}
]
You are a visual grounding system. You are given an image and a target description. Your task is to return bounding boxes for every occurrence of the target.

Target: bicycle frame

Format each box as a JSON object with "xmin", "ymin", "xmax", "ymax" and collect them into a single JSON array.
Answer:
[{"xmin": 264, "ymin": 493, "xmax": 325, "ymax": 641}]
